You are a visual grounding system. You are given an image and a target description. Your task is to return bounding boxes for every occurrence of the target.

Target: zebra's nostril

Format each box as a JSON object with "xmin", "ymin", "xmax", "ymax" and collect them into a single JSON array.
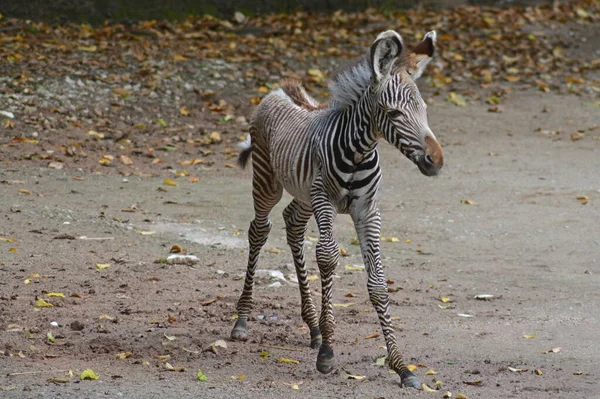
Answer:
[{"xmin": 425, "ymin": 154, "xmax": 434, "ymax": 165}]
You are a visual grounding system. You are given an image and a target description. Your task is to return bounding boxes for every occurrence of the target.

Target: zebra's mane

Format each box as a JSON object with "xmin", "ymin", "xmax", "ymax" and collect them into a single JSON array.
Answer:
[{"xmin": 328, "ymin": 56, "xmax": 373, "ymax": 110}]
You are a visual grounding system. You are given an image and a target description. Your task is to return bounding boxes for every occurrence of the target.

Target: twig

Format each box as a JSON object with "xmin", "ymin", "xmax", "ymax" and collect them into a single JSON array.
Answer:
[
  {"xmin": 263, "ymin": 345, "xmax": 301, "ymax": 351},
  {"xmin": 7, "ymin": 369, "xmax": 70, "ymax": 376}
]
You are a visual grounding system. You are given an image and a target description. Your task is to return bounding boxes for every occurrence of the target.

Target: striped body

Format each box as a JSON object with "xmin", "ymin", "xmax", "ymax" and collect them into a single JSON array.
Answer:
[{"xmin": 231, "ymin": 30, "xmax": 444, "ymax": 389}]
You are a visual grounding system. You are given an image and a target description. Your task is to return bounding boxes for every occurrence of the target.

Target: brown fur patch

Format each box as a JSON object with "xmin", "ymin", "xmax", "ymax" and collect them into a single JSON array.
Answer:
[
  {"xmin": 425, "ymin": 135, "xmax": 444, "ymax": 169},
  {"xmin": 280, "ymin": 79, "xmax": 327, "ymax": 111}
]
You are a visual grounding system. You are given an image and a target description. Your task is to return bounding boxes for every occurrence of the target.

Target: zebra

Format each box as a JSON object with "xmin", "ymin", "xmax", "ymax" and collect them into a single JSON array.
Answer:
[{"xmin": 230, "ymin": 30, "xmax": 443, "ymax": 389}]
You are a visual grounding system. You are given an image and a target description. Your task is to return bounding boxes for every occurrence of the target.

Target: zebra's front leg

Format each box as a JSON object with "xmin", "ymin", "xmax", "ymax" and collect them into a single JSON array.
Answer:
[
  {"xmin": 352, "ymin": 208, "xmax": 420, "ymax": 389},
  {"xmin": 312, "ymin": 198, "xmax": 340, "ymax": 374},
  {"xmin": 283, "ymin": 199, "xmax": 322, "ymax": 349},
  {"xmin": 231, "ymin": 217, "xmax": 272, "ymax": 341}
]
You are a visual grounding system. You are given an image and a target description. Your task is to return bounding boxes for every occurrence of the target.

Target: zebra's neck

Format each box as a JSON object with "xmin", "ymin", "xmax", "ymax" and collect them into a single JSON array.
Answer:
[{"xmin": 337, "ymin": 86, "xmax": 379, "ymax": 163}]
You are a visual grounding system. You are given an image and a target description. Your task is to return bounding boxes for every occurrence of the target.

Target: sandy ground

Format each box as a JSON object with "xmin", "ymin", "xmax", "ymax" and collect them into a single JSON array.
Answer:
[{"xmin": 1, "ymin": 88, "xmax": 599, "ymax": 398}]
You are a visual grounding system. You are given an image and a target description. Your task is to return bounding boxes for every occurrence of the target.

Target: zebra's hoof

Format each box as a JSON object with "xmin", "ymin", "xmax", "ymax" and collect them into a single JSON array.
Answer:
[
  {"xmin": 400, "ymin": 370, "xmax": 420, "ymax": 389},
  {"xmin": 309, "ymin": 327, "xmax": 322, "ymax": 349},
  {"xmin": 316, "ymin": 345, "xmax": 335, "ymax": 374},
  {"xmin": 230, "ymin": 319, "xmax": 248, "ymax": 341}
]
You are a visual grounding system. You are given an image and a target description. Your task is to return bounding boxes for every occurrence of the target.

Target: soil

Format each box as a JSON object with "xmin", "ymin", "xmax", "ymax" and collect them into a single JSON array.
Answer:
[{"xmin": 1, "ymin": 19, "xmax": 599, "ymax": 399}]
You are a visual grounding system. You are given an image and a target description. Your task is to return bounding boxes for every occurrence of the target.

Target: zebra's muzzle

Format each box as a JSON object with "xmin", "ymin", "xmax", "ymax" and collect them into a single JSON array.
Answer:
[{"xmin": 418, "ymin": 136, "xmax": 444, "ymax": 176}]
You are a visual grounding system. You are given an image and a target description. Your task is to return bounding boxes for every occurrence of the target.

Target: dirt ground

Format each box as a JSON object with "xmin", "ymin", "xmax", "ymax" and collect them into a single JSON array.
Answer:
[
  {"xmin": 2, "ymin": 87, "xmax": 599, "ymax": 398},
  {"xmin": 1, "ymin": 6, "xmax": 600, "ymax": 397}
]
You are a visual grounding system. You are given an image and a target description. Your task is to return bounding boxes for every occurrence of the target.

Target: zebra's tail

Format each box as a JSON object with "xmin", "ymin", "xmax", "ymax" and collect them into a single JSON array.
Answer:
[{"xmin": 237, "ymin": 134, "xmax": 253, "ymax": 169}]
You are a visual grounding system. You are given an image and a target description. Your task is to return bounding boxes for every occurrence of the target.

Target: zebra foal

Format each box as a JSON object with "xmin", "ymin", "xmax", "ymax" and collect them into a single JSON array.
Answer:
[{"xmin": 231, "ymin": 30, "xmax": 443, "ymax": 388}]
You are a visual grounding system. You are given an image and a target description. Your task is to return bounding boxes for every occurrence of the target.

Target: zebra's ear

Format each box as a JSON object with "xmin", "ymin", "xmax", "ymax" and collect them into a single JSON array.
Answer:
[
  {"xmin": 370, "ymin": 30, "xmax": 403, "ymax": 82},
  {"xmin": 406, "ymin": 30, "xmax": 437, "ymax": 80}
]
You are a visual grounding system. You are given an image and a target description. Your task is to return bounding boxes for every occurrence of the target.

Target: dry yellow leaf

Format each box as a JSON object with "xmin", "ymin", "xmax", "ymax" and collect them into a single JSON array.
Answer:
[
  {"xmin": 535, "ymin": 369, "xmax": 543, "ymax": 375},
  {"xmin": 461, "ymin": 199, "xmax": 478, "ymax": 205},
  {"xmin": 164, "ymin": 178, "xmax": 178, "ymax": 186},
  {"xmin": 8, "ymin": 247, "xmax": 17, "ymax": 253},
  {"xmin": 573, "ymin": 371, "xmax": 583, "ymax": 375},
  {"xmin": 95, "ymin": 263, "xmax": 110, "ymax": 271},
  {"xmin": 80, "ymin": 369, "xmax": 99, "ymax": 380},
  {"xmin": 115, "ymin": 352, "xmax": 133, "ymax": 360},
  {"xmin": 364, "ymin": 333, "xmax": 380, "ymax": 339},
  {"xmin": 152, "ymin": 354, "xmax": 170, "ymax": 361},
  {"xmin": 47, "ymin": 292, "xmax": 65, "ymax": 298},
  {"xmin": 422, "ymin": 383, "xmax": 436, "ymax": 392},
  {"xmin": 278, "ymin": 357, "xmax": 299, "ymax": 364},
  {"xmin": 332, "ymin": 303, "xmax": 355, "ymax": 308},
  {"xmin": 346, "ymin": 373, "xmax": 366, "ymax": 380},
  {"xmin": 383, "ymin": 236, "xmax": 400, "ymax": 242},
  {"xmin": 35, "ymin": 299, "xmax": 53, "ymax": 307},
  {"xmin": 425, "ymin": 369, "xmax": 438, "ymax": 375},
  {"xmin": 440, "ymin": 296, "xmax": 452, "ymax": 303},
  {"xmin": 407, "ymin": 364, "xmax": 417, "ymax": 372},
  {"xmin": 138, "ymin": 231, "xmax": 156, "ymax": 235},
  {"xmin": 523, "ymin": 334, "xmax": 536, "ymax": 339},
  {"xmin": 0, "ymin": 237, "xmax": 15, "ymax": 242},
  {"xmin": 180, "ymin": 106, "xmax": 190, "ymax": 116},
  {"xmin": 456, "ymin": 394, "xmax": 468, "ymax": 399},
  {"xmin": 344, "ymin": 265, "xmax": 364, "ymax": 271},
  {"xmin": 120, "ymin": 155, "xmax": 134, "ymax": 166},
  {"xmin": 266, "ymin": 248, "xmax": 281, "ymax": 254}
]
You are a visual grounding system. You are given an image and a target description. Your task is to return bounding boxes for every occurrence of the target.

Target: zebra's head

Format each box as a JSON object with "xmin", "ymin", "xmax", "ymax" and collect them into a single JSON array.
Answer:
[{"xmin": 370, "ymin": 30, "xmax": 444, "ymax": 177}]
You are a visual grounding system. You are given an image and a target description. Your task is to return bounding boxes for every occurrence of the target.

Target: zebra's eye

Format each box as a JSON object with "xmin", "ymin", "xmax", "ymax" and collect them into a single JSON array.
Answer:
[{"xmin": 388, "ymin": 109, "xmax": 403, "ymax": 119}]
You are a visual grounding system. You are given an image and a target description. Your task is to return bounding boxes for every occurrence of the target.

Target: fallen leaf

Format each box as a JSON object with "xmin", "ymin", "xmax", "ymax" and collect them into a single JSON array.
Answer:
[
  {"xmin": 47, "ymin": 292, "xmax": 65, "ymax": 298},
  {"xmin": 523, "ymin": 334, "xmax": 536, "ymax": 339},
  {"xmin": 332, "ymin": 303, "xmax": 355, "ymax": 308},
  {"xmin": 346, "ymin": 374, "xmax": 366, "ymax": 380},
  {"xmin": 197, "ymin": 369, "xmax": 208, "ymax": 381},
  {"xmin": 47, "ymin": 378, "xmax": 70, "ymax": 384},
  {"xmin": 180, "ymin": 106, "xmax": 190, "ymax": 116},
  {"xmin": 0, "ymin": 237, "xmax": 15, "ymax": 242},
  {"xmin": 364, "ymin": 333, "xmax": 380, "ymax": 339},
  {"xmin": 456, "ymin": 394, "xmax": 468, "ymax": 399},
  {"xmin": 95, "ymin": 263, "xmax": 110, "ymax": 271},
  {"xmin": 573, "ymin": 371, "xmax": 583, "ymax": 375},
  {"xmin": 508, "ymin": 366, "xmax": 527, "ymax": 373},
  {"xmin": 447, "ymin": 92, "xmax": 467, "ymax": 106},
  {"xmin": 425, "ymin": 369, "xmax": 438, "ymax": 375},
  {"xmin": 164, "ymin": 333, "xmax": 176, "ymax": 341},
  {"xmin": 439, "ymin": 296, "xmax": 452, "ymax": 303},
  {"xmin": 473, "ymin": 294, "xmax": 494, "ymax": 300},
  {"xmin": 47, "ymin": 332, "xmax": 56, "ymax": 343},
  {"xmin": 383, "ymin": 236, "xmax": 400, "ymax": 242},
  {"xmin": 461, "ymin": 199, "xmax": 478, "ymax": 205},
  {"xmin": 344, "ymin": 265, "xmax": 364, "ymax": 271},
  {"xmin": 463, "ymin": 380, "xmax": 482, "ymax": 386},
  {"xmin": 152, "ymin": 354, "xmax": 170, "ymax": 361},
  {"xmin": 259, "ymin": 351, "xmax": 270, "ymax": 360},
  {"xmin": 80, "ymin": 369, "xmax": 99, "ymax": 380},
  {"xmin": 375, "ymin": 356, "xmax": 386, "ymax": 366},
  {"xmin": 115, "ymin": 352, "xmax": 133, "ymax": 359},
  {"xmin": 35, "ymin": 299, "xmax": 53, "ymax": 307},
  {"xmin": 120, "ymin": 155, "xmax": 134, "ymax": 165},
  {"xmin": 164, "ymin": 178, "xmax": 178, "ymax": 186},
  {"xmin": 422, "ymin": 383, "xmax": 437, "ymax": 392},
  {"xmin": 535, "ymin": 369, "xmax": 543, "ymax": 375},
  {"xmin": 278, "ymin": 357, "xmax": 300, "ymax": 364},
  {"xmin": 542, "ymin": 347, "xmax": 561, "ymax": 354}
]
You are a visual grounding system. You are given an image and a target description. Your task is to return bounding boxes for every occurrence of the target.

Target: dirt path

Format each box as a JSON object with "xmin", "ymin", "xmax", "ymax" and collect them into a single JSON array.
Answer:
[{"xmin": 1, "ymin": 89, "xmax": 599, "ymax": 398}]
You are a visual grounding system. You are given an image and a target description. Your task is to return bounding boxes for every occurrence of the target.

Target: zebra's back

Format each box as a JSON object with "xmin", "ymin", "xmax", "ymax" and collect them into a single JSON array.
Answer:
[{"xmin": 251, "ymin": 84, "xmax": 325, "ymax": 204}]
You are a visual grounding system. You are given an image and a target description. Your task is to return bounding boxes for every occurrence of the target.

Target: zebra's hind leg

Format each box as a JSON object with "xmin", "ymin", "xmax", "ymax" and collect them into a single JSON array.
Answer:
[
  {"xmin": 282, "ymin": 199, "xmax": 321, "ymax": 349},
  {"xmin": 231, "ymin": 162, "xmax": 283, "ymax": 342},
  {"xmin": 352, "ymin": 208, "xmax": 420, "ymax": 389},
  {"xmin": 311, "ymin": 191, "xmax": 339, "ymax": 374}
]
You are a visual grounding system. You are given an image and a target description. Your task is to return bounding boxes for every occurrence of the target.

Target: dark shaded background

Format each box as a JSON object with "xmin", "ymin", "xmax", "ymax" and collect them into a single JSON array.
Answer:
[{"xmin": 0, "ymin": 0, "xmax": 553, "ymax": 23}]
